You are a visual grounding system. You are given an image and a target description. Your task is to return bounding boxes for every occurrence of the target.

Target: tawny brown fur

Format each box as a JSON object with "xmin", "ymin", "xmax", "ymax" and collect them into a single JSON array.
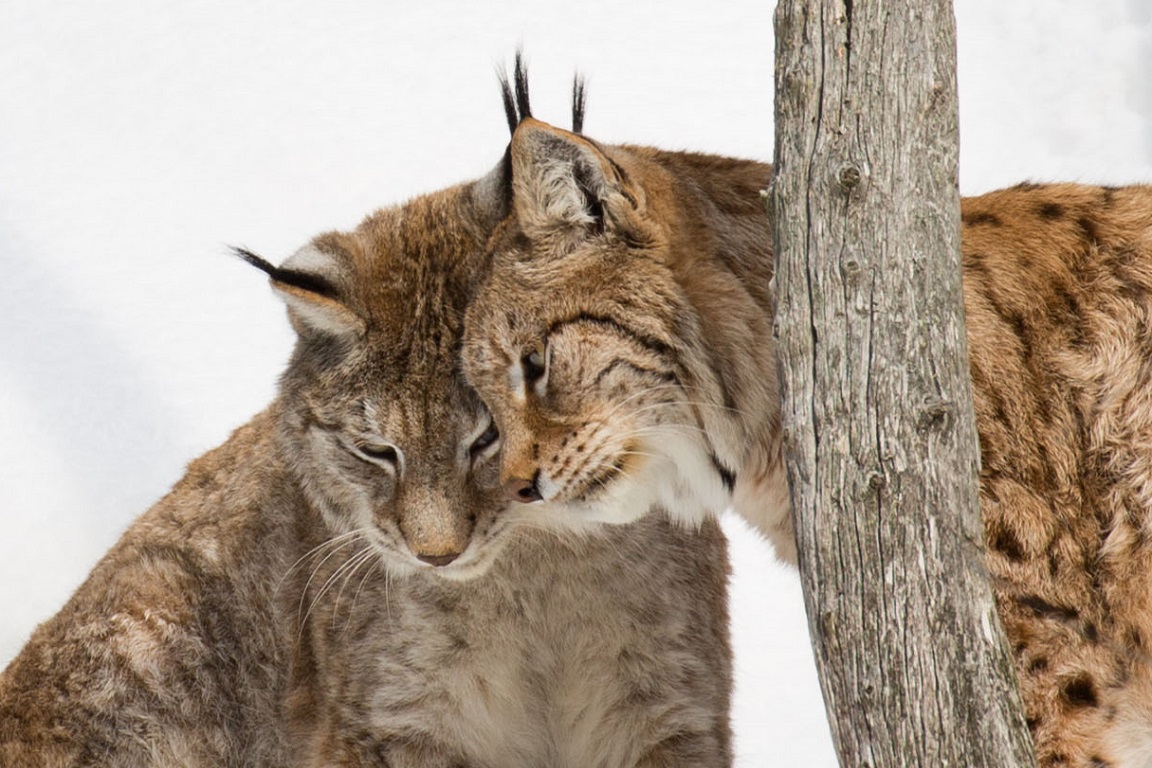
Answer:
[
  {"xmin": 0, "ymin": 173, "xmax": 733, "ymax": 766},
  {"xmin": 465, "ymin": 120, "xmax": 787, "ymax": 548},
  {"xmin": 462, "ymin": 116, "xmax": 1152, "ymax": 767}
]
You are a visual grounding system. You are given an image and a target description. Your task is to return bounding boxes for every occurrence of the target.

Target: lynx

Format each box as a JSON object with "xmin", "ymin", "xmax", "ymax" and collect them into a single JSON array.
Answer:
[
  {"xmin": 0, "ymin": 78, "xmax": 733, "ymax": 766},
  {"xmin": 461, "ymin": 104, "xmax": 1152, "ymax": 766}
]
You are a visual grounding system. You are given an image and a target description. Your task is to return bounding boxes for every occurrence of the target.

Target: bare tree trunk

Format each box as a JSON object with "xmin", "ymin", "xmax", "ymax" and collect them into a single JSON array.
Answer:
[{"xmin": 770, "ymin": 1, "xmax": 1034, "ymax": 765}]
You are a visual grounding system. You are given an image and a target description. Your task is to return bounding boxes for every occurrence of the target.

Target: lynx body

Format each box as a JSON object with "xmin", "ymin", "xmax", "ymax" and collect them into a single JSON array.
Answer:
[
  {"xmin": 462, "ymin": 113, "xmax": 1152, "ymax": 767},
  {"xmin": 0, "ymin": 170, "xmax": 733, "ymax": 766}
]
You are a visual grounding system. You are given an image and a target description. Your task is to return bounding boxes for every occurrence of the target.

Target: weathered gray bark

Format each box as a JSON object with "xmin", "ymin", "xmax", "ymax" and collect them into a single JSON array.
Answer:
[{"xmin": 770, "ymin": 1, "xmax": 1035, "ymax": 765}]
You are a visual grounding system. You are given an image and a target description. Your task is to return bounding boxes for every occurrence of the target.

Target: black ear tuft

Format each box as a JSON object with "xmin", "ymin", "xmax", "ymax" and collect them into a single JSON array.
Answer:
[
  {"xmin": 498, "ymin": 50, "xmax": 532, "ymax": 135},
  {"xmin": 498, "ymin": 54, "xmax": 588, "ymax": 136},
  {"xmin": 571, "ymin": 74, "xmax": 586, "ymax": 134},
  {"xmin": 232, "ymin": 246, "xmax": 339, "ymax": 299},
  {"xmin": 499, "ymin": 73, "xmax": 519, "ymax": 135},
  {"xmin": 233, "ymin": 246, "xmax": 276, "ymax": 276},
  {"xmin": 513, "ymin": 51, "xmax": 531, "ymax": 123}
]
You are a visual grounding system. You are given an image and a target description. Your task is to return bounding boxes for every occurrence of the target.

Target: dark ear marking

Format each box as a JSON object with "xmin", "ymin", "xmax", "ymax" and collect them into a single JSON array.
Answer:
[
  {"xmin": 572, "ymin": 74, "xmax": 587, "ymax": 134},
  {"xmin": 232, "ymin": 246, "xmax": 339, "ymax": 299},
  {"xmin": 709, "ymin": 453, "xmax": 737, "ymax": 493},
  {"xmin": 513, "ymin": 51, "xmax": 531, "ymax": 123},
  {"xmin": 499, "ymin": 73, "xmax": 519, "ymax": 135},
  {"xmin": 233, "ymin": 245, "xmax": 276, "ymax": 275},
  {"xmin": 572, "ymin": 161, "xmax": 605, "ymax": 232},
  {"xmin": 499, "ymin": 143, "xmax": 515, "ymax": 212}
]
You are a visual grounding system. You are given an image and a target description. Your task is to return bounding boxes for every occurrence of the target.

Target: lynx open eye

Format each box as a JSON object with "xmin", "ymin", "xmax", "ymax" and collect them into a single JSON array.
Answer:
[
  {"xmin": 355, "ymin": 442, "xmax": 398, "ymax": 466},
  {"xmin": 522, "ymin": 344, "xmax": 547, "ymax": 385},
  {"xmin": 470, "ymin": 419, "xmax": 500, "ymax": 457}
]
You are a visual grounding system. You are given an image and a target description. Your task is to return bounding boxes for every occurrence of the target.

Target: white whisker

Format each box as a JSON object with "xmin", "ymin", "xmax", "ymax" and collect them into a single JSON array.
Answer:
[
  {"xmin": 275, "ymin": 529, "xmax": 370, "ymax": 597},
  {"xmin": 293, "ymin": 532, "xmax": 374, "ymax": 636},
  {"xmin": 305, "ymin": 543, "xmax": 372, "ymax": 628},
  {"xmin": 330, "ymin": 548, "xmax": 378, "ymax": 627}
]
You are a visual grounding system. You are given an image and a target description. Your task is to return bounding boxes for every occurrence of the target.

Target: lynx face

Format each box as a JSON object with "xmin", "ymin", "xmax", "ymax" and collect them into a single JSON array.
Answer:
[
  {"xmin": 247, "ymin": 184, "xmax": 523, "ymax": 580},
  {"xmin": 462, "ymin": 246, "xmax": 726, "ymax": 530},
  {"xmin": 463, "ymin": 118, "xmax": 780, "ymax": 534}
]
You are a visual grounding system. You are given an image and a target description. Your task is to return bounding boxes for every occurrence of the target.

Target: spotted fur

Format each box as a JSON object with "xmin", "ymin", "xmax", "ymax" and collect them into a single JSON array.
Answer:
[{"xmin": 461, "ymin": 112, "xmax": 1152, "ymax": 766}]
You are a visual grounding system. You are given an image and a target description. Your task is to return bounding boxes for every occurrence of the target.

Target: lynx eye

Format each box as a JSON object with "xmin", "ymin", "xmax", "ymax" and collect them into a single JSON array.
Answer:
[
  {"xmin": 522, "ymin": 345, "xmax": 547, "ymax": 385},
  {"xmin": 355, "ymin": 442, "xmax": 398, "ymax": 466},
  {"xmin": 470, "ymin": 419, "xmax": 500, "ymax": 457}
]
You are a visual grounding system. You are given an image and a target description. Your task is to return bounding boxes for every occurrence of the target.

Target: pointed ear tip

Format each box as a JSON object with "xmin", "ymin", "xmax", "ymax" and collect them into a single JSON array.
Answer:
[
  {"xmin": 511, "ymin": 118, "xmax": 580, "ymax": 159},
  {"xmin": 511, "ymin": 117, "xmax": 539, "ymax": 140},
  {"xmin": 513, "ymin": 117, "xmax": 564, "ymax": 140}
]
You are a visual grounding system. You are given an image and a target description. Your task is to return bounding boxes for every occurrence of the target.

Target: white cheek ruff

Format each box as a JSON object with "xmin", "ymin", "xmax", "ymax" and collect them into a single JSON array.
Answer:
[{"xmin": 643, "ymin": 426, "xmax": 730, "ymax": 528}]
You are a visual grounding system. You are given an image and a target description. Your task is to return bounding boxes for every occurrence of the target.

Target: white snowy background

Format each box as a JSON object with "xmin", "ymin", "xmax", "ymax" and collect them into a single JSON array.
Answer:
[{"xmin": 2, "ymin": 1, "xmax": 1151, "ymax": 765}]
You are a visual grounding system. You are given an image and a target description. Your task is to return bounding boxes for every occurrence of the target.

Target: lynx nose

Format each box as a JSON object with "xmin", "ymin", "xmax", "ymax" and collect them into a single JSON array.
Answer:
[
  {"xmin": 416, "ymin": 551, "xmax": 461, "ymax": 567},
  {"xmin": 504, "ymin": 475, "xmax": 542, "ymax": 503}
]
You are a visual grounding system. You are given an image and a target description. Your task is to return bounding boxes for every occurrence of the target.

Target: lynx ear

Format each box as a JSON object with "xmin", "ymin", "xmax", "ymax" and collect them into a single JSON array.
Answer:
[
  {"xmin": 469, "ymin": 157, "xmax": 513, "ymax": 231},
  {"xmin": 235, "ymin": 245, "xmax": 366, "ymax": 339},
  {"xmin": 508, "ymin": 118, "xmax": 641, "ymax": 239}
]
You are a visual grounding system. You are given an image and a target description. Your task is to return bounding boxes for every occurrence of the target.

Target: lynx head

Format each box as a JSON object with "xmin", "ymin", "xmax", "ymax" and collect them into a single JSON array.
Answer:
[
  {"xmin": 240, "ymin": 180, "xmax": 523, "ymax": 580},
  {"xmin": 462, "ymin": 113, "xmax": 752, "ymax": 531}
]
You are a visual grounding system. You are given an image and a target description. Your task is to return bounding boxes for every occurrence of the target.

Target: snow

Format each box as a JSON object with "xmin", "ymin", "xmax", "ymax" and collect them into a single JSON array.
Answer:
[{"xmin": 2, "ymin": 1, "xmax": 1151, "ymax": 764}]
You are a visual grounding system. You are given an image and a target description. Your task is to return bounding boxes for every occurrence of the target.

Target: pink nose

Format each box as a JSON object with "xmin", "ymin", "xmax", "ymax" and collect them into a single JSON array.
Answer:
[{"xmin": 504, "ymin": 476, "xmax": 541, "ymax": 503}]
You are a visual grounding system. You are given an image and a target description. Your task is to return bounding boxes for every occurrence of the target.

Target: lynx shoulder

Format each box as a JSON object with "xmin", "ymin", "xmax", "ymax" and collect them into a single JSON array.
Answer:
[
  {"xmin": 461, "ymin": 111, "xmax": 1152, "ymax": 766},
  {"xmin": 0, "ymin": 125, "xmax": 733, "ymax": 765}
]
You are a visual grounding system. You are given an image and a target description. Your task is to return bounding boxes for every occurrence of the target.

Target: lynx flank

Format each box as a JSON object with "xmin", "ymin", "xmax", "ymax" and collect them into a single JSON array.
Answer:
[
  {"xmin": 0, "ymin": 97, "xmax": 733, "ymax": 765},
  {"xmin": 461, "ymin": 110, "xmax": 1152, "ymax": 766}
]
